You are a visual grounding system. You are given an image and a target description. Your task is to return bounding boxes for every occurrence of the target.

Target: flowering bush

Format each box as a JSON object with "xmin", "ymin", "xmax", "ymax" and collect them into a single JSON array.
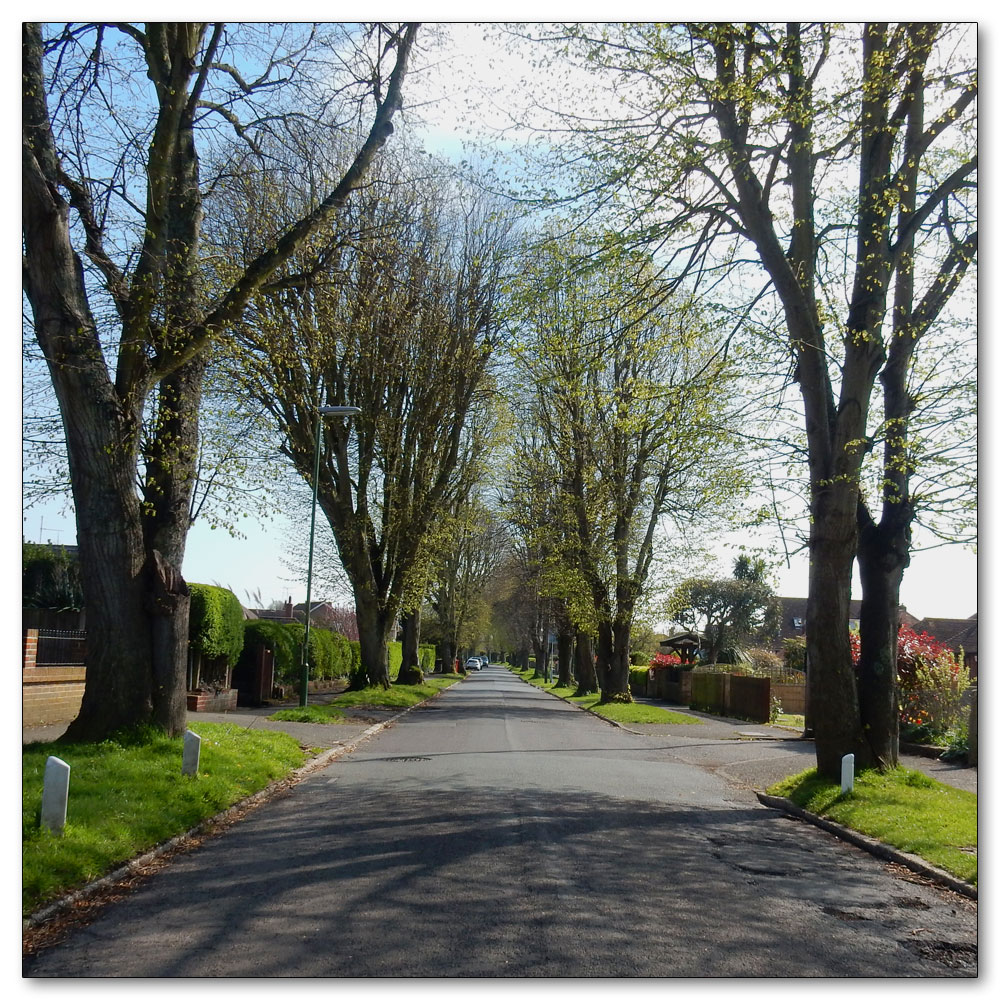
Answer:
[
  {"xmin": 650, "ymin": 651, "xmax": 682, "ymax": 668},
  {"xmin": 849, "ymin": 623, "xmax": 971, "ymax": 740}
]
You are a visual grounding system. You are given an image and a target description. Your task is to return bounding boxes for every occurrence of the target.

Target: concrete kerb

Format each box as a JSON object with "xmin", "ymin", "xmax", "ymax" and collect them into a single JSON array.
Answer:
[
  {"xmin": 756, "ymin": 792, "xmax": 977, "ymax": 901},
  {"xmin": 23, "ymin": 687, "xmax": 450, "ymax": 933}
]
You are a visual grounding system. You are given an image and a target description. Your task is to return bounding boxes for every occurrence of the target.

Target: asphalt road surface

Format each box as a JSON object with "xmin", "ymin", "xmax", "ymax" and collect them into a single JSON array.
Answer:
[{"xmin": 25, "ymin": 667, "xmax": 977, "ymax": 977}]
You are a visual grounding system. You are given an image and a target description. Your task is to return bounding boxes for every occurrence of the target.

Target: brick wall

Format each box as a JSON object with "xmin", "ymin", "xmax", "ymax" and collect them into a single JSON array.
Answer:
[{"xmin": 23, "ymin": 666, "xmax": 86, "ymax": 727}]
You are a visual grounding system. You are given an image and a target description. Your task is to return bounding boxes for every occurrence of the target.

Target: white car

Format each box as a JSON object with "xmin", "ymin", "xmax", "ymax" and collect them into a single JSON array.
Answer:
[{"xmin": 464, "ymin": 657, "xmax": 482, "ymax": 671}]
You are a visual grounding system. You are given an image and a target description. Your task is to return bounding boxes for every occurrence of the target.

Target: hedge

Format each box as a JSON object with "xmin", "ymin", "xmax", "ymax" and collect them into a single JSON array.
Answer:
[
  {"xmin": 189, "ymin": 584, "xmax": 245, "ymax": 663},
  {"xmin": 240, "ymin": 620, "xmax": 352, "ymax": 685},
  {"xmin": 628, "ymin": 665, "xmax": 649, "ymax": 695},
  {"xmin": 418, "ymin": 644, "xmax": 436, "ymax": 673}
]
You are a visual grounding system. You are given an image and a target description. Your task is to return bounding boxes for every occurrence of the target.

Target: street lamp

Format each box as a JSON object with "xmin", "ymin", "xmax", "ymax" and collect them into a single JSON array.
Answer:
[{"xmin": 300, "ymin": 405, "xmax": 361, "ymax": 707}]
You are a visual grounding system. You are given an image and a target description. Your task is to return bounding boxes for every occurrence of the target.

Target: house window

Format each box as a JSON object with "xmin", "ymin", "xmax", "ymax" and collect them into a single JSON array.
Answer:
[
  {"xmin": 849, "ymin": 619, "xmax": 860, "ymax": 631},
  {"xmin": 792, "ymin": 617, "xmax": 804, "ymax": 629}
]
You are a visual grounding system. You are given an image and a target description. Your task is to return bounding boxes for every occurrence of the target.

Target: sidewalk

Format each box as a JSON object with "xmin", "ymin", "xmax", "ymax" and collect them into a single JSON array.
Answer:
[
  {"xmin": 22, "ymin": 691, "xmax": 394, "ymax": 752},
  {"xmin": 618, "ymin": 700, "xmax": 977, "ymax": 795}
]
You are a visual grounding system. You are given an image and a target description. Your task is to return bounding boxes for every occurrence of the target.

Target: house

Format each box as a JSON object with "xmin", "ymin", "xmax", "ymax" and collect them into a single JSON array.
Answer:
[
  {"xmin": 771, "ymin": 598, "xmax": 977, "ymax": 678},
  {"xmin": 909, "ymin": 614, "xmax": 978, "ymax": 678}
]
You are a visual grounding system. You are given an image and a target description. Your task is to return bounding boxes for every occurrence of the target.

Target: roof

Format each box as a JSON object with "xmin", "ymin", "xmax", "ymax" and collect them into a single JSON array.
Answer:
[{"xmin": 911, "ymin": 615, "xmax": 978, "ymax": 654}]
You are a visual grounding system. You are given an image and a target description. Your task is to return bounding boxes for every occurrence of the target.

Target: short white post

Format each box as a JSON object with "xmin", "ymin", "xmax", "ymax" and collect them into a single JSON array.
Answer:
[
  {"xmin": 840, "ymin": 753, "xmax": 855, "ymax": 795},
  {"xmin": 182, "ymin": 730, "xmax": 202, "ymax": 776},
  {"xmin": 41, "ymin": 756, "xmax": 71, "ymax": 834}
]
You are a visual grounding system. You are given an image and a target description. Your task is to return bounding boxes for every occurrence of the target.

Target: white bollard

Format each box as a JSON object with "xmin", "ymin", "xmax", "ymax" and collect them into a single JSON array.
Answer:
[
  {"xmin": 841, "ymin": 753, "xmax": 855, "ymax": 795},
  {"xmin": 182, "ymin": 730, "xmax": 202, "ymax": 776},
  {"xmin": 41, "ymin": 756, "xmax": 71, "ymax": 834}
]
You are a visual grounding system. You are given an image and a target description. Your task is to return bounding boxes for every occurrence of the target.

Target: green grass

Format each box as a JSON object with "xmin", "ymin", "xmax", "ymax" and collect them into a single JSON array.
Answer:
[
  {"xmin": 270, "ymin": 673, "xmax": 464, "ymax": 721},
  {"xmin": 268, "ymin": 705, "xmax": 350, "ymax": 724},
  {"xmin": 509, "ymin": 665, "xmax": 702, "ymax": 725},
  {"xmin": 22, "ymin": 723, "xmax": 307, "ymax": 916},
  {"xmin": 768, "ymin": 766, "xmax": 977, "ymax": 885},
  {"xmin": 774, "ymin": 713, "xmax": 805, "ymax": 729}
]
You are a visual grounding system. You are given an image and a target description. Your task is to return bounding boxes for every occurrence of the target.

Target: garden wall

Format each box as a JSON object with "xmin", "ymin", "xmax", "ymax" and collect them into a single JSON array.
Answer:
[
  {"xmin": 23, "ymin": 666, "xmax": 85, "ymax": 728},
  {"xmin": 689, "ymin": 671, "xmax": 770, "ymax": 724},
  {"xmin": 771, "ymin": 682, "xmax": 806, "ymax": 715}
]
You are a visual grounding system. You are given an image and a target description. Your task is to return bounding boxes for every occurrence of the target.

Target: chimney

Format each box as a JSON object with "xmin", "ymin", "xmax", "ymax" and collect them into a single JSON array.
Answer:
[{"xmin": 284, "ymin": 596, "xmax": 293, "ymax": 619}]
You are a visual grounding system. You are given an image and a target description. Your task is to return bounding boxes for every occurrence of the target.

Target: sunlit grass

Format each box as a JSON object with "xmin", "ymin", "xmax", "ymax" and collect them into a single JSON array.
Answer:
[
  {"xmin": 269, "ymin": 673, "xmax": 465, "ymax": 721},
  {"xmin": 509, "ymin": 665, "xmax": 702, "ymax": 725},
  {"xmin": 768, "ymin": 766, "xmax": 977, "ymax": 885},
  {"xmin": 22, "ymin": 723, "xmax": 306, "ymax": 915}
]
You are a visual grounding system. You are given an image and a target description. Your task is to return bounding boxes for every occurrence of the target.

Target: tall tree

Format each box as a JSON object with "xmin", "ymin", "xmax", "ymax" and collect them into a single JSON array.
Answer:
[
  {"xmin": 509, "ymin": 238, "xmax": 746, "ymax": 702},
  {"xmin": 229, "ymin": 160, "xmax": 515, "ymax": 687},
  {"xmin": 669, "ymin": 557, "xmax": 780, "ymax": 663},
  {"xmin": 517, "ymin": 22, "xmax": 976, "ymax": 774},
  {"xmin": 23, "ymin": 21, "xmax": 416, "ymax": 739}
]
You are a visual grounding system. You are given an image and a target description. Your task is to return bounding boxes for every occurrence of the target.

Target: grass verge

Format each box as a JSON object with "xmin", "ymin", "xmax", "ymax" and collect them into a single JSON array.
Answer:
[
  {"xmin": 768, "ymin": 767, "xmax": 977, "ymax": 885},
  {"xmin": 509, "ymin": 665, "xmax": 701, "ymax": 726},
  {"xmin": 270, "ymin": 672, "xmax": 464, "ymax": 722},
  {"xmin": 22, "ymin": 723, "xmax": 306, "ymax": 917}
]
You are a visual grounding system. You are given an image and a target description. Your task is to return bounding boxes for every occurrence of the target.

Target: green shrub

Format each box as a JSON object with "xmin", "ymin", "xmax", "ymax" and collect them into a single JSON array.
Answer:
[
  {"xmin": 189, "ymin": 584, "xmax": 245, "ymax": 663},
  {"xmin": 783, "ymin": 636, "xmax": 806, "ymax": 672},
  {"xmin": 388, "ymin": 640, "xmax": 403, "ymax": 680},
  {"xmin": 240, "ymin": 621, "xmax": 352, "ymax": 685},
  {"xmin": 348, "ymin": 640, "xmax": 362, "ymax": 674},
  {"xmin": 22, "ymin": 542, "xmax": 83, "ymax": 610},
  {"xmin": 629, "ymin": 651, "xmax": 648, "ymax": 666},
  {"xmin": 746, "ymin": 647, "xmax": 783, "ymax": 676},
  {"xmin": 241, "ymin": 620, "xmax": 302, "ymax": 685},
  {"xmin": 418, "ymin": 644, "xmax": 436, "ymax": 673},
  {"xmin": 628, "ymin": 665, "xmax": 649, "ymax": 695}
]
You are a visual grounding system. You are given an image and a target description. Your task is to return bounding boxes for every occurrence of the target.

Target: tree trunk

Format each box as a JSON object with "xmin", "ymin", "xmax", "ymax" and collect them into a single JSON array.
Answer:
[
  {"xmin": 807, "ymin": 492, "xmax": 871, "ymax": 778},
  {"xmin": 573, "ymin": 630, "xmax": 598, "ymax": 696},
  {"xmin": 352, "ymin": 589, "xmax": 392, "ymax": 688},
  {"xmin": 856, "ymin": 510, "xmax": 906, "ymax": 768},
  {"xmin": 398, "ymin": 608, "xmax": 423, "ymax": 684},
  {"xmin": 439, "ymin": 637, "xmax": 457, "ymax": 674},
  {"xmin": 601, "ymin": 619, "xmax": 633, "ymax": 703},
  {"xmin": 557, "ymin": 629, "xmax": 574, "ymax": 687}
]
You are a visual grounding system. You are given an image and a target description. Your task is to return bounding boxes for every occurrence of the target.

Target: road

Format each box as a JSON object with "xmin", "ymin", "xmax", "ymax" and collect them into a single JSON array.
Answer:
[{"xmin": 25, "ymin": 666, "xmax": 977, "ymax": 977}]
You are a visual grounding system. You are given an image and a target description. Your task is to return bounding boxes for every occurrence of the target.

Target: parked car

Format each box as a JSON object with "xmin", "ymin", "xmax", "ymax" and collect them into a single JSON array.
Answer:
[
  {"xmin": 478, "ymin": 655, "xmax": 490, "ymax": 667},
  {"xmin": 464, "ymin": 657, "xmax": 482, "ymax": 671}
]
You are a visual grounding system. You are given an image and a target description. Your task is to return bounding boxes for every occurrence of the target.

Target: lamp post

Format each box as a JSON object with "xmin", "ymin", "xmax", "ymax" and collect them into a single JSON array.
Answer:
[{"xmin": 300, "ymin": 405, "xmax": 361, "ymax": 707}]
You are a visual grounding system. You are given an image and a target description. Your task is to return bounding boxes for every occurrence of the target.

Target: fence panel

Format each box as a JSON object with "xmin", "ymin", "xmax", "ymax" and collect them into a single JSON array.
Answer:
[{"xmin": 35, "ymin": 629, "xmax": 87, "ymax": 667}]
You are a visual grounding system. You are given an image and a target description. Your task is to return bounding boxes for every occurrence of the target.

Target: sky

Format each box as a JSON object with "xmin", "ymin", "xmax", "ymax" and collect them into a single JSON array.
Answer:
[{"xmin": 15, "ymin": 19, "xmax": 983, "ymax": 627}]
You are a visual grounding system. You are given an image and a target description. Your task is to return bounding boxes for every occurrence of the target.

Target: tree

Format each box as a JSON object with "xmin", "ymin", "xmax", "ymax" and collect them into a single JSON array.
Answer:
[
  {"xmin": 227, "ymin": 157, "xmax": 515, "ymax": 688},
  {"xmin": 518, "ymin": 22, "xmax": 976, "ymax": 775},
  {"xmin": 23, "ymin": 22, "xmax": 416, "ymax": 738},
  {"xmin": 508, "ymin": 237, "xmax": 746, "ymax": 702},
  {"xmin": 427, "ymin": 498, "xmax": 510, "ymax": 676},
  {"xmin": 669, "ymin": 557, "xmax": 780, "ymax": 662}
]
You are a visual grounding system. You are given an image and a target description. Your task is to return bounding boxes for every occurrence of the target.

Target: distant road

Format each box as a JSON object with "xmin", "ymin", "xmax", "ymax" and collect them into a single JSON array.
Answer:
[{"xmin": 26, "ymin": 666, "xmax": 977, "ymax": 977}]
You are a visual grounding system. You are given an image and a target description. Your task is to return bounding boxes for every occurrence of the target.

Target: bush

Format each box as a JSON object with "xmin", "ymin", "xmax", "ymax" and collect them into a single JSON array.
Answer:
[
  {"xmin": 388, "ymin": 640, "xmax": 403, "ymax": 680},
  {"xmin": 418, "ymin": 644, "xmax": 436, "ymax": 673},
  {"xmin": 745, "ymin": 647, "xmax": 784, "ymax": 677},
  {"xmin": 628, "ymin": 665, "xmax": 649, "ymax": 694},
  {"xmin": 189, "ymin": 584, "xmax": 245, "ymax": 663},
  {"xmin": 849, "ymin": 624, "xmax": 972, "ymax": 740},
  {"xmin": 22, "ymin": 542, "xmax": 83, "ymax": 610},
  {"xmin": 629, "ymin": 651, "xmax": 648, "ymax": 666},
  {"xmin": 783, "ymin": 636, "xmax": 806, "ymax": 672},
  {"xmin": 241, "ymin": 620, "xmax": 302, "ymax": 686}
]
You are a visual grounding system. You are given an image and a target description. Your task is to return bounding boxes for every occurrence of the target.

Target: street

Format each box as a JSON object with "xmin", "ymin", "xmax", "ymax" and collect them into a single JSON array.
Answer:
[{"xmin": 25, "ymin": 667, "xmax": 977, "ymax": 977}]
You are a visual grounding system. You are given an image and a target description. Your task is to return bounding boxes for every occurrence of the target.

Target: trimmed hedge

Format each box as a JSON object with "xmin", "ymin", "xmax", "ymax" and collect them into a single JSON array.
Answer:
[
  {"xmin": 628, "ymin": 665, "xmax": 649, "ymax": 695},
  {"xmin": 189, "ymin": 584, "xmax": 245, "ymax": 663},
  {"xmin": 418, "ymin": 644, "xmax": 436, "ymax": 673},
  {"xmin": 240, "ymin": 620, "xmax": 352, "ymax": 685}
]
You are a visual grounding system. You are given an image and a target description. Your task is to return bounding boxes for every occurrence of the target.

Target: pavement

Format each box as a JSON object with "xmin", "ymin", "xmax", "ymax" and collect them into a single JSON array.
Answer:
[
  {"xmin": 615, "ymin": 701, "xmax": 978, "ymax": 795},
  {"xmin": 22, "ymin": 691, "xmax": 394, "ymax": 751}
]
